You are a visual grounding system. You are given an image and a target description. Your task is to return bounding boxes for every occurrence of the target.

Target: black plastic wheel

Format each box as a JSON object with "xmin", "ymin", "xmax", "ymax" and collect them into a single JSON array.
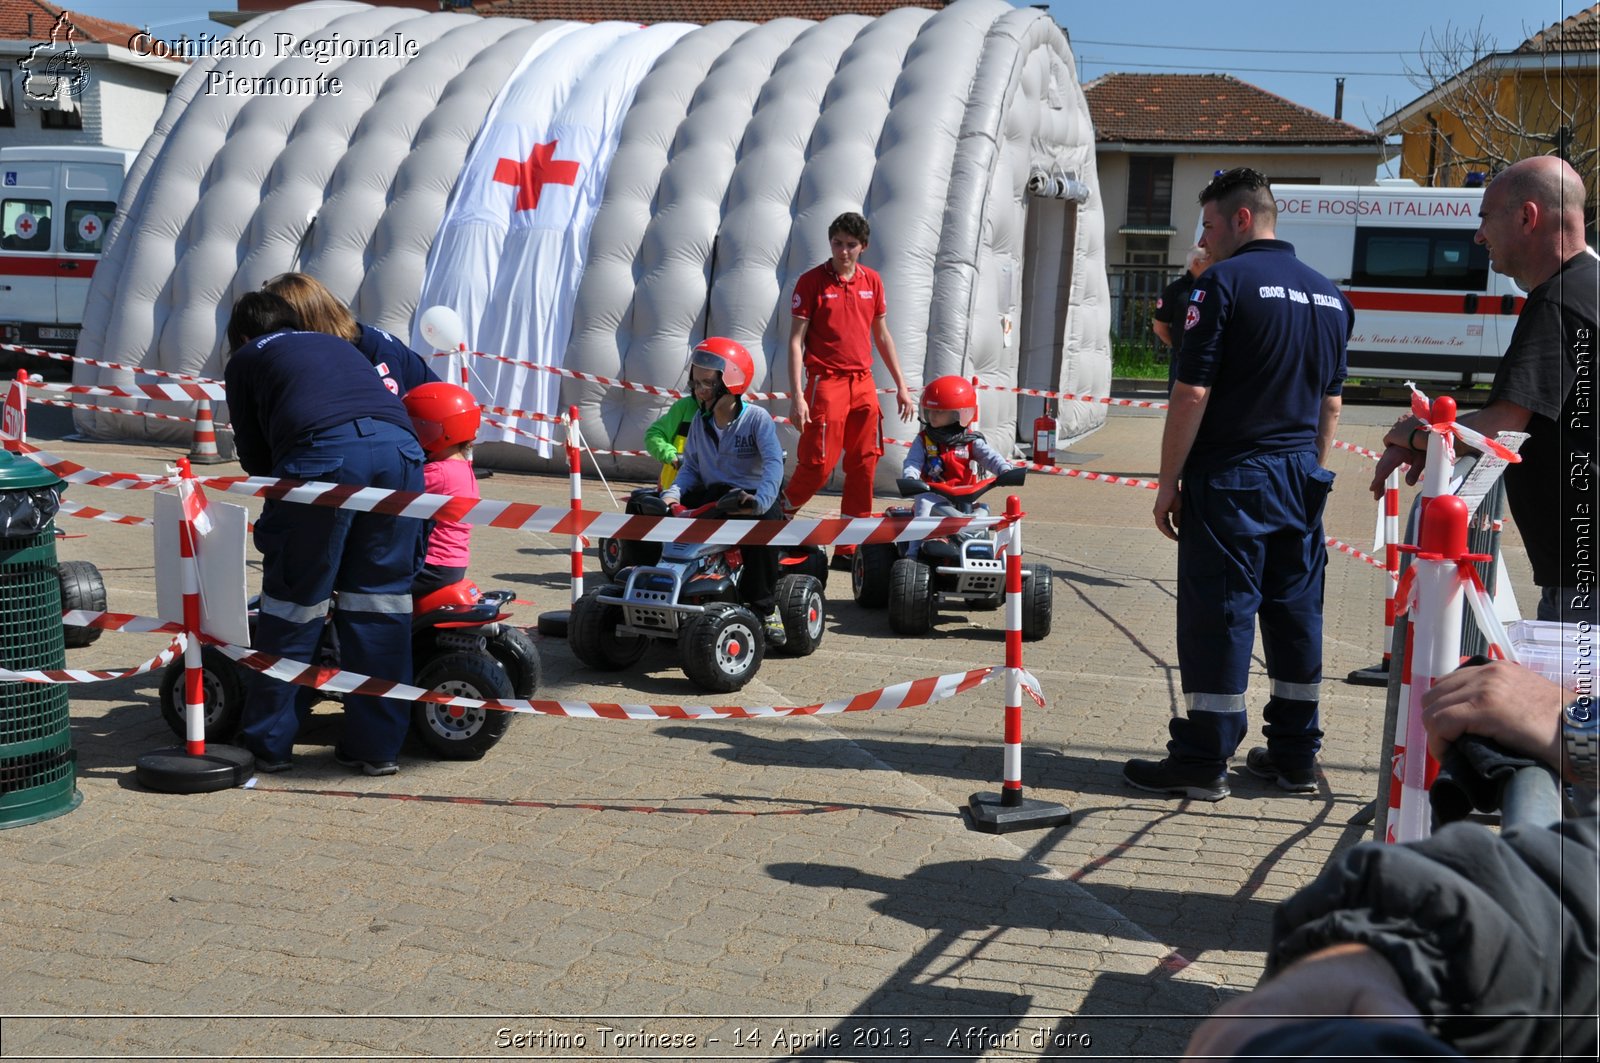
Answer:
[
  {"xmin": 568, "ymin": 588, "xmax": 649, "ymax": 670},
  {"xmin": 411, "ymin": 651, "xmax": 516, "ymax": 760},
  {"xmin": 486, "ymin": 625, "xmax": 542, "ymax": 698},
  {"xmin": 57, "ymin": 560, "xmax": 106, "ymax": 647},
  {"xmin": 774, "ymin": 573, "xmax": 825, "ymax": 657},
  {"xmin": 679, "ymin": 604, "xmax": 763, "ymax": 692},
  {"xmin": 1021, "ymin": 562, "xmax": 1053, "ymax": 642},
  {"xmin": 888, "ymin": 558, "xmax": 934, "ymax": 635},
  {"xmin": 851, "ymin": 543, "xmax": 896, "ymax": 608},
  {"xmin": 158, "ymin": 646, "xmax": 246, "ymax": 741},
  {"xmin": 597, "ymin": 537, "xmax": 661, "ymax": 580}
]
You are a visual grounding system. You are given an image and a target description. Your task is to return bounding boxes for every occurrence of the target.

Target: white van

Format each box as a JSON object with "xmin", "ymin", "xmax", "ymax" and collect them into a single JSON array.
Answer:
[
  {"xmin": 1268, "ymin": 182, "xmax": 1523, "ymax": 383},
  {"xmin": 0, "ymin": 145, "xmax": 137, "ymax": 361}
]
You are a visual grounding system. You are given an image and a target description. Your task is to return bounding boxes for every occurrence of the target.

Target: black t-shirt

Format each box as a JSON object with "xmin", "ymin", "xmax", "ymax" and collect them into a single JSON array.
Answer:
[
  {"xmin": 1487, "ymin": 250, "xmax": 1599, "ymax": 589},
  {"xmin": 1176, "ymin": 240, "xmax": 1352, "ymax": 472}
]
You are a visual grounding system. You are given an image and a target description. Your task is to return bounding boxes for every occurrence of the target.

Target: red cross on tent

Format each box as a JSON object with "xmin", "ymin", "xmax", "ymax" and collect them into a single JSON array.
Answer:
[{"xmin": 493, "ymin": 140, "xmax": 580, "ymax": 212}]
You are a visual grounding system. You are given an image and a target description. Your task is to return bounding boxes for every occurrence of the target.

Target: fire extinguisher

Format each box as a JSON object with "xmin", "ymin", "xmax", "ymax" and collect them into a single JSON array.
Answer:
[{"xmin": 1032, "ymin": 400, "xmax": 1057, "ymax": 467}]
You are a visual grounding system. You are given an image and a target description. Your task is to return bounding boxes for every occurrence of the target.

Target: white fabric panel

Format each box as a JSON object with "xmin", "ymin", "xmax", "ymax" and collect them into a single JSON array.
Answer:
[{"xmin": 563, "ymin": 20, "xmax": 761, "ymax": 467}]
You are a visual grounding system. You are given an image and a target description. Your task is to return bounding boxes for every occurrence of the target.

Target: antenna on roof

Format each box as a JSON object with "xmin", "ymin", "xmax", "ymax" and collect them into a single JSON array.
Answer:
[{"xmin": 1334, "ymin": 77, "xmax": 1345, "ymax": 120}]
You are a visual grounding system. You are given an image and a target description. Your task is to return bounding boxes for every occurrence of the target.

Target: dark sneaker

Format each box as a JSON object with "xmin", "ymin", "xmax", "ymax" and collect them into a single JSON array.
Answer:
[
  {"xmin": 252, "ymin": 755, "xmax": 293, "ymax": 774},
  {"xmin": 1122, "ymin": 757, "xmax": 1229, "ymax": 801},
  {"xmin": 334, "ymin": 748, "xmax": 399, "ymax": 777},
  {"xmin": 763, "ymin": 607, "xmax": 788, "ymax": 648},
  {"xmin": 1245, "ymin": 747, "xmax": 1317, "ymax": 793}
]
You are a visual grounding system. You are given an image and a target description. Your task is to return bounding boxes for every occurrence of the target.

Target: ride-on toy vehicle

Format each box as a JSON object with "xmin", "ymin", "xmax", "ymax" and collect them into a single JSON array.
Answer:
[
  {"xmin": 570, "ymin": 488, "xmax": 826, "ymax": 692},
  {"xmin": 157, "ymin": 580, "xmax": 541, "ymax": 760},
  {"xmin": 851, "ymin": 466, "xmax": 1052, "ymax": 640},
  {"xmin": 56, "ymin": 558, "xmax": 107, "ymax": 648}
]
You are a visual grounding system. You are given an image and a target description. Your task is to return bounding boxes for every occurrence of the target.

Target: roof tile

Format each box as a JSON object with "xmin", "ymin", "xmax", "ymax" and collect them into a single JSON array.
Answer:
[
  {"xmin": 1084, "ymin": 72, "xmax": 1380, "ymax": 145},
  {"xmin": 0, "ymin": 0, "xmax": 143, "ymax": 47}
]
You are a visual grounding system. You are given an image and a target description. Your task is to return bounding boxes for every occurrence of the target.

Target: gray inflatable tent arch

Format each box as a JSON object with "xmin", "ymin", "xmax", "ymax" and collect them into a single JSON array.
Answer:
[{"xmin": 75, "ymin": 0, "xmax": 1109, "ymax": 482}]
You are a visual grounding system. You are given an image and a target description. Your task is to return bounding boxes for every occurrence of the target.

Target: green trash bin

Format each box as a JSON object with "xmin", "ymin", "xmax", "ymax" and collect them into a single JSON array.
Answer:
[{"xmin": 0, "ymin": 449, "xmax": 80, "ymax": 828}]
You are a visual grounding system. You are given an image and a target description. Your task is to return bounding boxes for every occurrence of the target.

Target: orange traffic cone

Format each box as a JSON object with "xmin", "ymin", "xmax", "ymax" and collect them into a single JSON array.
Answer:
[{"xmin": 188, "ymin": 397, "xmax": 225, "ymax": 464}]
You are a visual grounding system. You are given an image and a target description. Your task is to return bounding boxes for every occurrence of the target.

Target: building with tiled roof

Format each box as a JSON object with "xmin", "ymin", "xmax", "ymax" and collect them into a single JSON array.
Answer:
[
  {"xmin": 1, "ymin": 0, "xmax": 186, "ymax": 150},
  {"xmin": 1376, "ymin": 3, "xmax": 1596, "ymax": 211},
  {"xmin": 1083, "ymin": 72, "xmax": 1386, "ymax": 275}
]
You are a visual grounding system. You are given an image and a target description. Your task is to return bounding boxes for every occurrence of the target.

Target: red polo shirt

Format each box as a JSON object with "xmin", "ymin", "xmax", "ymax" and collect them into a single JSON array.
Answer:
[{"xmin": 791, "ymin": 261, "xmax": 885, "ymax": 374}]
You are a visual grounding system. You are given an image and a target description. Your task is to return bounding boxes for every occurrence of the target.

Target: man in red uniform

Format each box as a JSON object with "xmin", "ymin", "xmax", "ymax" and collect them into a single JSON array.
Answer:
[{"xmin": 785, "ymin": 211, "xmax": 915, "ymax": 568}]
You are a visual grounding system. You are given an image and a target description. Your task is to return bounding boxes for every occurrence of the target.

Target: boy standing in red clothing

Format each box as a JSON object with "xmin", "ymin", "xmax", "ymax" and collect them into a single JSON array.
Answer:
[{"xmin": 784, "ymin": 211, "xmax": 915, "ymax": 568}]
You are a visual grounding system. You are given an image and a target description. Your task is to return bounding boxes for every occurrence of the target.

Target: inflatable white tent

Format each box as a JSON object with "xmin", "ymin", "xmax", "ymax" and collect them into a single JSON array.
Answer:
[{"xmin": 76, "ymin": 0, "xmax": 1109, "ymax": 480}]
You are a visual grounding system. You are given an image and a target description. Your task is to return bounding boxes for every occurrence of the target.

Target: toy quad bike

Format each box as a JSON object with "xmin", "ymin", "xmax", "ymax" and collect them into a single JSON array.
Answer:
[
  {"xmin": 851, "ymin": 466, "xmax": 1052, "ymax": 640},
  {"xmin": 597, "ymin": 485, "xmax": 828, "ymax": 584},
  {"xmin": 157, "ymin": 579, "xmax": 541, "ymax": 760},
  {"xmin": 569, "ymin": 488, "xmax": 826, "ymax": 692}
]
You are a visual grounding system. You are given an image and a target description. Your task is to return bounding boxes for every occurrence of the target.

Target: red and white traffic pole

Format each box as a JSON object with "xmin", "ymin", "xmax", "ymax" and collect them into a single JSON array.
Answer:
[
  {"xmin": 1380, "ymin": 468, "xmax": 1401, "ymax": 669},
  {"xmin": 2, "ymin": 368, "xmax": 28, "ymax": 452},
  {"xmin": 177, "ymin": 458, "xmax": 207, "ymax": 756},
  {"xmin": 566, "ymin": 404, "xmax": 583, "ymax": 606},
  {"xmin": 966, "ymin": 495, "xmax": 1071, "ymax": 833}
]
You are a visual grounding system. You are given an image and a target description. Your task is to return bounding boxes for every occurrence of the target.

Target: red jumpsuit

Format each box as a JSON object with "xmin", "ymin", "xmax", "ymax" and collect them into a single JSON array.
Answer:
[{"xmin": 784, "ymin": 260, "xmax": 887, "ymax": 532}]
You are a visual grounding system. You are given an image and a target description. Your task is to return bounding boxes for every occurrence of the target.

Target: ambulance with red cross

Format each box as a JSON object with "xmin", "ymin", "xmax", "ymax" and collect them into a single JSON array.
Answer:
[
  {"xmin": 1267, "ymin": 182, "xmax": 1523, "ymax": 384},
  {"xmin": 0, "ymin": 145, "xmax": 136, "ymax": 364}
]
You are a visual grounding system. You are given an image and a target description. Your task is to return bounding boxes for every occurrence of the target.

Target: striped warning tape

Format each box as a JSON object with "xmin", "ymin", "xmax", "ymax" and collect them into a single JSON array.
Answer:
[
  {"xmin": 33, "ymin": 396, "xmax": 198, "ymax": 424},
  {"xmin": 29, "ymin": 378, "xmax": 226, "ymax": 402},
  {"xmin": 59, "ymin": 501, "xmax": 156, "ymax": 528},
  {"xmin": 62, "ymin": 610, "xmax": 186, "ymax": 635},
  {"xmin": 1333, "ymin": 439, "xmax": 1383, "ymax": 462},
  {"xmin": 12, "ymin": 441, "xmax": 1005, "ymax": 545},
  {"xmin": 1326, "ymin": 536, "xmax": 1388, "ymax": 570},
  {"xmin": 1018, "ymin": 460, "xmax": 1161, "ymax": 490},
  {"xmin": 0, "ymin": 632, "xmax": 187, "ymax": 684},
  {"xmin": 214, "ymin": 637, "xmax": 1001, "ymax": 719},
  {"xmin": 1, "ymin": 342, "xmax": 214, "ymax": 383}
]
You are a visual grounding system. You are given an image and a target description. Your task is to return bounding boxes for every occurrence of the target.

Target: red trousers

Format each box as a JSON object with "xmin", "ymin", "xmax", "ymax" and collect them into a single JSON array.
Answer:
[{"xmin": 784, "ymin": 368, "xmax": 883, "ymax": 530}]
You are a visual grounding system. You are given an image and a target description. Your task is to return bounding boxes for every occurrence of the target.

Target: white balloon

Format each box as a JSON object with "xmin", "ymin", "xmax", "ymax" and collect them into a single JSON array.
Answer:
[{"xmin": 418, "ymin": 305, "xmax": 465, "ymax": 353}]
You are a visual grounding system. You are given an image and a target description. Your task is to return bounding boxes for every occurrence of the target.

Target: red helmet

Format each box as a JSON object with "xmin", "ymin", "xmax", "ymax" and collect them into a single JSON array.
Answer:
[
  {"xmin": 920, "ymin": 375, "xmax": 977, "ymax": 427},
  {"xmin": 690, "ymin": 336, "xmax": 753, "ymax": 396},
  {"xmin": 403, "ymin": 382, "xmax": 481, "ymax": 455}
]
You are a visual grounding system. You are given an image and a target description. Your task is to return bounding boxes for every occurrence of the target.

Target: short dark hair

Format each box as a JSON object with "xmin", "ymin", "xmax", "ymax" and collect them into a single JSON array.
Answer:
[
  {"xmin": 226, "ymin": 291, "xmax": 300, "ymax": 350},
  {"xmin": 828, "ymin": 211, "xmax": 870, "ymax": 245},
  {"xmin": 1199, "ymin": 167, "xmax": 1277, "ymax": 226}
]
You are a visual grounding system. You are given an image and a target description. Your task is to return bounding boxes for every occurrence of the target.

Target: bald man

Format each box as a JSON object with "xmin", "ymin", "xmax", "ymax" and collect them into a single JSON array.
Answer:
[{"xmin": 1371, "ymin": 156, "xmax": 1598, "ymax": 624}]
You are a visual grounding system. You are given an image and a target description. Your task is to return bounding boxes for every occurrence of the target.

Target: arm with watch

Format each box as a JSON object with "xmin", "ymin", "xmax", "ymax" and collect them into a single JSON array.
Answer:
[
  {"xmin": 1366, "ymin": 398, "xmax": 1535, "ymax": 500},
  {"xmin": 1420, "ymin": 658, "xmax": 1597, "ymax": 789}
]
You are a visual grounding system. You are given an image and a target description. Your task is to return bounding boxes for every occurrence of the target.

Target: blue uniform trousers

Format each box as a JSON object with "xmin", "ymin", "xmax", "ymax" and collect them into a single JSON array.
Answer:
[
  {"xmin": 1170, "ymin": 450, "xmax": 1334, "ymax": 773},
  {"xmin": 237, "ymin": 418, "xmax": 425, "ymax": 763}
]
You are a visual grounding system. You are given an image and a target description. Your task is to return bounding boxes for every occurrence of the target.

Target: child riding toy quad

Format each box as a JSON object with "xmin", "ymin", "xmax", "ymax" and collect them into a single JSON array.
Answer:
[
  {"xmin": 851, "ymin": 466, "xmax": 1052, "ymax": 640},
  {"xmin": 569, "ymin": 488, "xmax": 826, "ymax": 692},
  {"xmin": 157, "ymin": 579, "xmax": 541, "ymax": 760}
]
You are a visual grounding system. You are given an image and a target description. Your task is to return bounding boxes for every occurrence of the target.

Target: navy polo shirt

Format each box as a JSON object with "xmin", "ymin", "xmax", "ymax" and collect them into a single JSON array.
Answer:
[
  {"xmin": 1176, "ymin": 239, "xmax": 1351, "ymax": 472},
  {"xmin": 224, "ymin": 329, "xmax": 415, "ymax": 475}
]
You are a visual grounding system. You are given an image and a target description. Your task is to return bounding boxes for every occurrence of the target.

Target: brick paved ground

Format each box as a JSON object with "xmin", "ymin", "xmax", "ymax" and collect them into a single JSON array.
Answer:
[{"xmin": 0, "ymin": 391, "xmax": 1533, "ymax": 1061}]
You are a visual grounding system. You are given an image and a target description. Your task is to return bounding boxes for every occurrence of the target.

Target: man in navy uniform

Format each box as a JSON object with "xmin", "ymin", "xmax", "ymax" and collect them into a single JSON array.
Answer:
[
  {"xmin": 224, "ymin": 291, "xmax": 427, "ymax": 777},
  {"xmin": 1126, "ymin": 167, "xmax": 1352, "ymax": 802}
]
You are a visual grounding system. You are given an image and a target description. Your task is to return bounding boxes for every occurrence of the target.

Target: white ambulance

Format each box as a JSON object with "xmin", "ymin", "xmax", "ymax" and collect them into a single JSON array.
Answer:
[
  {"xmin": 0, "ymin": 145, "xmax": 136, "ymax": 363},
  {"xmin": 1268, "ymin": 181, "xmax": 1522, "ymax": 383}
]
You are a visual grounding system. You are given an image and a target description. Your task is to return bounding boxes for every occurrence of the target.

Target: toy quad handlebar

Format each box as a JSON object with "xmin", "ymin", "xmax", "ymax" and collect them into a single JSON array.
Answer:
[
  {"xmin": 632, "ymin": 486, "xmax": 760, "ymax": 518},
  {"xmin": 896, "ymin": 465, "xmax": 1025, "ymax": 504}
]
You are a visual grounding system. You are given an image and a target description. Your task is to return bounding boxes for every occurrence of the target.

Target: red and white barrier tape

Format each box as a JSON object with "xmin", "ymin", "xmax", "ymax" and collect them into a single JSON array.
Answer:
[
  {"xmin": 33, "ymin": 396, "xmax": 197, "ymax": 424},
  {"xmin": 59, "ymin": 500, "xmax": 155, "ymax": 528},
  {"xmin": 0, "ymin": 632, "xmax": 187, "ymax": 684},
  {"xmin": 62, "ymin": 610, "xmax": 186, "ymax": 635},
  {"xmin": 215, "ymin": 637, "xmax": 1000, "ymax": 719},
  {"xmin": 1333, "ymin": 439, "xmax": 1383, "ymax": 462},
  {"xmin": 1018, "ymin": 460, "xmax": 1160, "ymax": 490},
  {"xmin": 9, "ymin": 441, "xmax": 175, "ymax": 489},
  {"xmin": 1325, "ymin": 536, "xmax": 1387, "ymax": 570},
  {"xmin": 1, "ymin": 342, "xmax": 214, "ymax": 383},
  {"xmin": 28, "ymin": 378, "xmax": 226, "ymax": 402}
]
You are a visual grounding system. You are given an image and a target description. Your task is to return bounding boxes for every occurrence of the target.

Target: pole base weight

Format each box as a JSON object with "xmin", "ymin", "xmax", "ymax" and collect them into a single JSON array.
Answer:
[
  {"xmin": 966, "ymin": 791, "xmax": 1072, "ymax": 834},
  {"xmin": 1345, "ymin": 660, "xmax": 1390, "ymax": 686},
  {"xmin": 536, "ymin": 610, "xmax": 570, "ymax": 638},
  {"xmin": 135, "ymin": 745, "xmax": 255, "ymax": 794}
]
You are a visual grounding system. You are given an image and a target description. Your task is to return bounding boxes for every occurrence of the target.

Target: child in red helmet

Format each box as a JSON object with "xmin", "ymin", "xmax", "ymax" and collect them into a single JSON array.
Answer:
[
  {"xmin": 903, "ymin": 376, "xmax": 1010, "ymax": 555},
  {"xmin": 402, "ymin": 382, "xmax": 483, "ymax": 595}
]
